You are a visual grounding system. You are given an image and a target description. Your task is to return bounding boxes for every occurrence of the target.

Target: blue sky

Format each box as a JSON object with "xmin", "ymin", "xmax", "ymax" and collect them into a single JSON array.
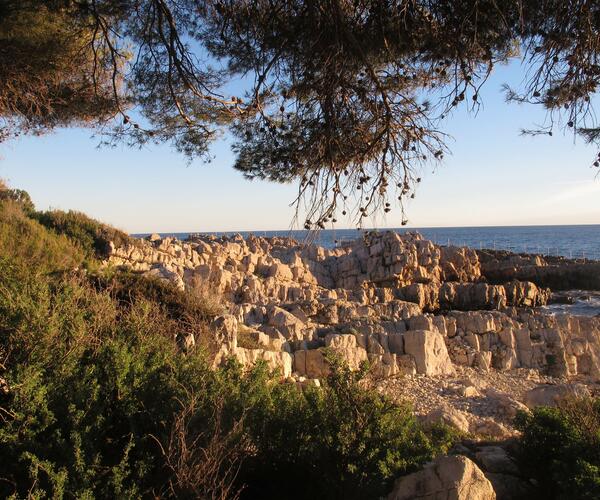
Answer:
[{"xmin": 1, "ymin": 60, "xmax": 599, "ymax": 233}]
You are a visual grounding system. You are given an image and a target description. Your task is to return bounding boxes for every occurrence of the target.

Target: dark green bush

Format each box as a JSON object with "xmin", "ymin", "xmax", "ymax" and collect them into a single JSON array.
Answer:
[
  {"xmin": 239, "ymin": 353, "xmax": 457, "ymax": 500},
  {"xmin": 515, "ymin": 397, "xmax": 600, "ymax": 500},
  {"xmin": 0, "ymin": 254, "xmax": 258, "ymax": 498}
]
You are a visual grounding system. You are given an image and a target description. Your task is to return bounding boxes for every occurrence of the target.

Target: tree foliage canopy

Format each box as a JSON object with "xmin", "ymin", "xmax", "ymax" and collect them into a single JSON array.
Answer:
[{"xmin": 2, "ymin": 0, "xmax": 600, "ymax": 225}]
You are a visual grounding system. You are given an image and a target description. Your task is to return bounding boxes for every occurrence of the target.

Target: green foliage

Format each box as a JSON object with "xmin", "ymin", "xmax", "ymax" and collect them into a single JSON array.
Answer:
[
  {"xmin": 4, "ymin": 2, "xmax": 600, "ymax": 222},
  {"xmin": 0, "ymin": 0, "xmax": 118, "ymax": 141},
  {"xmin": 0, "ymin": 200, "xmax": 84, "ymax": 273},
  {"xmin": 0, "ymin": 181, "xmax": 35, "ymax": 214},
  {"xmin": 515, "ymin": 397, "xmax": 600, "ymax": 500},
  {"xmin": 238, "ymin": 352, "xmax": 456, "ymax": 500},
  {"xmin": 33, "ymin": 209, "xmax": 133, "ymax": 259},
  {"xmin": 236, "ymin": 329, "xmax": 262, "ymax": 350},
  {"xmin": 92, "ymin": 270, "xmax": 220, "ymax": 325},
  {"xmin": 0, "ymin": 183, "xmax": 132, "ymax": 269},
  {"xmin": 0, "ymin": 255, "xmax": 232, "ymax": 498}
]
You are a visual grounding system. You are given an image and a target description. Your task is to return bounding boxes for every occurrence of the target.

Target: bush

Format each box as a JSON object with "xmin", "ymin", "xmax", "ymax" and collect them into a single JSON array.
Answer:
[
  {"xmin": 515, "ymin": 397, "xmax": 600, "ymax": 500},
  {"xmin": 91, "ymin": 270, "xmax": 221, "ymax": 322},
  {"xmin": 0, "ymin": 200, "xmax": 84, "ymax": 272},
  {"xmin": 0, "ymin": 256, "xmax": 242, "ymax": 498},
  {"xmin": 237, "ymin": 353, "xmax": 457, "ymax": 499},
  {"xmin": 0, "ymin": 181, "xmax": 35, "ymax": 214},
  {"xmin": 33, "ymin": 208, "xmax": 134, "ymax": 259}
]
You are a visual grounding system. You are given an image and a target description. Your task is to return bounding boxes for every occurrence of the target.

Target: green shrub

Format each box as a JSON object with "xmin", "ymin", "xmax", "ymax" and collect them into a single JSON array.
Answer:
[
  {"xmin": 237, "ymin": 329, "xmax": 262, "ymax": 350},
  {"xmin": 0, "ymin": 182, "xmax": 35, "ymax": 214},
  {"xmin": 515, "ymin": 397, "xmax": 600, "ymax": 500},
  {"xmin": 0, "ymin": 256, "xmax": 238, "ymax": 498},
  {"xmin": 237, "ymin": 353, "xmax": 457, "ymax": 499},
  {"xmin": 0, "ymin": 200, "xmax": 84, "ymax": 272},
  {"xmin": 92, "ymin": 270, "xmax": 221, "ymax": 322},
  {"xmin": 33, "ymin": 208, "xmax": 133, "ymax": 259}
]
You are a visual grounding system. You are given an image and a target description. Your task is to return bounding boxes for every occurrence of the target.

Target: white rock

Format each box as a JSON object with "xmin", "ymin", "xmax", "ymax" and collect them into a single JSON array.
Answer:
[
  {"xmin": 403, "ymin": 330, "xmax": 455, "ymax": 375},
  {"xmin": 423, "ymin": 406, "xmax": 470, "ymax": 433},
  {"xmin": 524, "ymin": 383, "xmax": 590, "ymax": 408},
  {"xmin": 387, "ymin": 455, "xmax": 496, "ymax": 500}
]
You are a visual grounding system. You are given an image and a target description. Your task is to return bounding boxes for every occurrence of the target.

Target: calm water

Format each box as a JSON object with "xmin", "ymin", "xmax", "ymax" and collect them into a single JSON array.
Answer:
[{"xmin": 137, "ymin": 225, "xmax": 600, "ymax": 261}]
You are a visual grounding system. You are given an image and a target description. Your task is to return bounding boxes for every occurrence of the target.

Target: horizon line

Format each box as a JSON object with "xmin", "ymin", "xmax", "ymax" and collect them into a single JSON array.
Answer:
[{"xmin": 131, "ymin": 222, "xmax": 600, "ymax": 236}]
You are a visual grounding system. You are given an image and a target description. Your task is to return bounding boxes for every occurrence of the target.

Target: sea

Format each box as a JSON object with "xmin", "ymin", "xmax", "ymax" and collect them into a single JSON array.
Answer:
[
  {"xmin": 135, "ymin": 224, "xmax": 600, "ymax": 316},
  {"xmin": 137, "ymin": 224, "xmax": 600, "ymax": 261}
]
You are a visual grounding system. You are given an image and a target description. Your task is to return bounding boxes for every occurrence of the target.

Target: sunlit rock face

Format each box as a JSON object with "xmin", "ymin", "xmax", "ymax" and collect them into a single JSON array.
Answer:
[{"xmin": 106, "ymin": 230, "xmax": 600, "ymax": 385}]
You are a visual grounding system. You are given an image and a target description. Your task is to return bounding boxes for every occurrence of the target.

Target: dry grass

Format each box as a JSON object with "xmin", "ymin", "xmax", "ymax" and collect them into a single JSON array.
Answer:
[
  {"xmin": 153, "ymin": 394, "xmax": 247, "ymax": 500},
  {"xmin": 558, "ymin": 396, "xmax": 600, "ymax": 443},
  {"xmin": 186, "ymin": 275, "xmax": 226, "ymax": 319}
]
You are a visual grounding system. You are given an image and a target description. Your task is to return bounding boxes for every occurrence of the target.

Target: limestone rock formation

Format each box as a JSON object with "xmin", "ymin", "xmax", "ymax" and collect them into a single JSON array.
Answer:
[
  {"xmin": 404, "ymin": 330, "xmax": 454, "ymax": 375},
  {"xmin": 387, "ymin": 455, "xmax": 496, "ymax": 500},
  {"xmin": 105, "ymin": 230, "xmax": 600, "ymax": 424},
  {"xmin": 478, "ymin": 249, "xmax": 600, "ymax": 290}
]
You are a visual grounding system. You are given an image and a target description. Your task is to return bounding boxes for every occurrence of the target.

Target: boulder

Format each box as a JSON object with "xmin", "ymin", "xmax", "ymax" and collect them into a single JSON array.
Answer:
[
  {"xmin": 523, "ymin": 383, "xmax": 590, "ymax": 408},
  {"xmin": 485, "ymin": 389, "xmax": 528, "ymax": 419},
  {"xmin": 235, "ymin": 347, "xmax": 293, "ymax": 378},
  {"xmin": 423, "ymin": 406, "xmax": 470, "ymax": 433},
  {"xmin": 145, "ymin": 265, "xmax": 185, "ymax": 290},
  {"xmin": 474, "ymin": 446, "xmax": 518, "ymax": 475},
  {"xmin": 387, "ymin": 455, "xmax": 496, "ymax": 500},
  {"xmin": 212, "ymin": 315, "xmax": 238, "ymax": 351},
  {"xmin": 396, "ymin": 354, "xmax": 417, "ymax": 375},
  {"xmin": 504, "ymin": 280, "xmax": 549, "ymax": 307},
  {"xmin": 470, "ymin": 418, "xmax": 511, "ymax": 439},
  {"xmin": 267, "ymin": 305, "xmax": 305, "ymax": 339},
  {"xmin": 294, "ymin": 349, "xmax": 330, "ymax": 378},
  {"xmin": 403, "ymin": 329, "xmax": 455, "ymax": 375}
]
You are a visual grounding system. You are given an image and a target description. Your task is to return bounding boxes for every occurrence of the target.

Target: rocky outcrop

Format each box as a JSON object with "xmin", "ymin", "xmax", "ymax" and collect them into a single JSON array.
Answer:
[
  {"xmin": 478, "ymin": 249, "xmax": 600, "ymax": 291},
  {"xmin": 105, "ymin": 230, "xmax": 600, "ymax": 385},
  {"xmin": 387, "ymin": 455, "xmax": 496, "ymax": 500}
]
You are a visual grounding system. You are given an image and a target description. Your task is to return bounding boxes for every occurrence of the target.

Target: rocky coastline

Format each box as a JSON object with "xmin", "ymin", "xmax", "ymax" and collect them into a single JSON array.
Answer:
[
  {"xmin": 91, "ymin": 230, "xmax": 600, "ymax": 498},
  {"xmin": 105, "ymin": 230, "xmax": 599, "ymax": 427}
]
